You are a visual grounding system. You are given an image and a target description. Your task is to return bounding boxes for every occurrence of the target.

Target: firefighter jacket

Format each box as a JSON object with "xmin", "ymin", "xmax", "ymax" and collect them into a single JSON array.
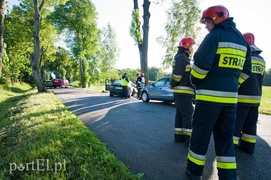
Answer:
[
  {"xmin": 191, "ymin": 18, "xmax": 252, "ymax": 105},
  {"xmin": 238, "ymin": 46, "xmax": 265, "ymax": 107},
  {"xmin": 170, "ymin": 48, "xmax": 195, "ymax": 97}
]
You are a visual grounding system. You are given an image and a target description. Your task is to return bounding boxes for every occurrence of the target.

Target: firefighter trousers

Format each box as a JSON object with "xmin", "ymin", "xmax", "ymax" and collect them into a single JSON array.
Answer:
[
  {"xmin": 174, "ymin": 95, "xmax": 193, "ymax": 143},
  {"xmin": 234, "ymin": 105, "xmax": 258, "ymax": 154},
  {"xmin": 186, "ymin": 103, "xmax": 237, "ymax": 180}
]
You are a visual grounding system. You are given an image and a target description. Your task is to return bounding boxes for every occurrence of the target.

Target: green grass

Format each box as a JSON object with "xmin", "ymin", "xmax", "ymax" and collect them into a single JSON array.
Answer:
[
  {"xmin": 259, "ymin": 86, "xmax": 271, "ymax": 115},
  {"xmin": 0, "ymin": 83, "xmax": 143, "ymax": 180}
]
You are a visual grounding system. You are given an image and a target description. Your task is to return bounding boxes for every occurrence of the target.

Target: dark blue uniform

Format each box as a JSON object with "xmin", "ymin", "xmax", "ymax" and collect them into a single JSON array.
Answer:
[
  {"xmin": 187, "ymin": 18, "xmax": 251, "ymax": 179},
  {"xmin": 233, "ymin": 46, "xmax": 265, "ymax": 154},
  {"xmin": 170, "ymin": 48, "xmax": 195, "ymax": 144}
]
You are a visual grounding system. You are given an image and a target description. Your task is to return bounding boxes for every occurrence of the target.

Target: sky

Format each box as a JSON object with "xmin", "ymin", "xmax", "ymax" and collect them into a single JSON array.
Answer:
[{"xmin": 9, "ymin": 0, "xmax": 271, "ymax": 70}]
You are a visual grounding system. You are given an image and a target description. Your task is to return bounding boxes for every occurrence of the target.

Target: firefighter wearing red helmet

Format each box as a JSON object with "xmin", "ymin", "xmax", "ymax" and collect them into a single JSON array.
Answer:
[
  {"xmin": 233, "ymin": 33, "xmax": 266, "ymax": 154},
  {"xmin": 169, "ymin": 37, "xmax": 195, "ymax": 145},
  {"xmin": 186, "ymin": 5, "xmax": 252, "ymax": 180}
]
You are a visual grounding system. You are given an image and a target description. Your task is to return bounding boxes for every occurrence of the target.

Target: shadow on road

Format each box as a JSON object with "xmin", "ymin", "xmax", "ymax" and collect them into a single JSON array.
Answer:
[{"xmin": 56, "ymin": 91, "xmax": 271, "ymax": 180}]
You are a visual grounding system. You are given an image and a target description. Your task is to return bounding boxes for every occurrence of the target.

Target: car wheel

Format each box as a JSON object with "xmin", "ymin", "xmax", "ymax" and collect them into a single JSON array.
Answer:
[{"xmin": 141, "ymin": 91, "xmax": 150, "ymax": 102}]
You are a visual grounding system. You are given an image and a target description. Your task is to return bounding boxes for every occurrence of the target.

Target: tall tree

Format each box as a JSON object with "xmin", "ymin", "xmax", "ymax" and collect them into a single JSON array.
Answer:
[
  {"xmin": 0, "ymin": 0, "xmax": 5, "ymax": 78},
  {"xmin": 157, "ymin": 0, "xmax": 201, "ymax": 68},
  {"xmin": 31, "ymin": 0, "xmax": 46, "ymax": 92},
  {"xmin": 99, "ymin": 23, "xmax": 119, "ymax": 81},
  {"xmin": 130, "ymin": 0, "xmax": 151, "ymax": 85},
  {"xmin": 50, "ymin": 0, "xmax": 100, "ymax": 88},
  {"xmin": 4, "ymin": 0, "xmax": 58, "ymax": 85}
]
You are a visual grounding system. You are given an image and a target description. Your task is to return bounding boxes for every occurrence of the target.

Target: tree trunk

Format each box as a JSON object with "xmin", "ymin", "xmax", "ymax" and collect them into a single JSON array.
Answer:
[
  {"xmin": 133, "ymin": 0, "xmax": 151, "ymax": 86},
  {"xmin": 80, "ymin": 59, "xmax": 86, "ymax": 88},
  {"xmin": 142, "ymin": 0, "xmax": 150, "ymax": 85},
  {"xmin": 0, "ymin": 0, "xmax": 5, "ymax": 78},
  {"xmin": 31, "ymin": 0, "xmax": 46, "ymax": 92}
]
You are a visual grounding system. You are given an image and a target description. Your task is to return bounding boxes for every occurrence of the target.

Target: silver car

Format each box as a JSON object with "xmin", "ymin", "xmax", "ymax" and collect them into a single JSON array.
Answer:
[{"xmin": 139, "ymin": 76, "xmax": 174, "ymax": 103}]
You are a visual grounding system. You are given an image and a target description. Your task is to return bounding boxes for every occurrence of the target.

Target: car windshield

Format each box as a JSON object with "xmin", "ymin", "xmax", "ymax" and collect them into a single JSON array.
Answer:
[{"xmin": 153, "ymin": 78, "xmax": 170, "ymax": 86}]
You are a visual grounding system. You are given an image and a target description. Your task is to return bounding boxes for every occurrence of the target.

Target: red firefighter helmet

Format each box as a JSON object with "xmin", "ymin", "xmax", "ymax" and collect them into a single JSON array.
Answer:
[
  {"xmin": 243, "ymin": 33, "xmax": 255, "ymax": 45},
  {"xmin": 179, "ymin": 37, "xmax": 195, "ymax": 49},
  {"xmin": 200, "ymin": 5, "xmax": 229, "ymax": 24}
]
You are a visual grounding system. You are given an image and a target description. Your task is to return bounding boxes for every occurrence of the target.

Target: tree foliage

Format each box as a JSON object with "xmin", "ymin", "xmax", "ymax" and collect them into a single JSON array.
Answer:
[
  {"xmin": 3, "ymin": 0, "xmax": 56, "ymax": 86},
  {"xmin": 157, "ymin": 0, "xmax": 201, "ymax": 68},
  {"xmin": 98, "ymin": 23, "xmax": 119, "ymax": 82},
  {"xmin": 263, "ymin": 68, "xmax": 271, "ymax": 86},
  {"xmin": 49, "ymin": 0, "xmax": 100, "ymax": 88}
]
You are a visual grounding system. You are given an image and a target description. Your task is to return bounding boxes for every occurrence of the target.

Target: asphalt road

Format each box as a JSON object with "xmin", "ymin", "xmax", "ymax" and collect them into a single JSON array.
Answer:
[{"xmin": 51, "ymin": 88, "xmax": 271, "ymax": 180}]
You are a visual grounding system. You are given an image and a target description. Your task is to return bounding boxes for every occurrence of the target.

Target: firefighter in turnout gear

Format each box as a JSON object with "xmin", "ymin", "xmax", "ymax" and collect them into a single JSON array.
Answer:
[
  {"xmin": 233, "ymin": 33, "xmax": 266, "ymax": 154},
  {"xmin": 186, "ymin": 5, "xmax": 252, "ymax": 180},
  {"xmin": 168, "ymin": 37, "xmax": 195, "ymax": 145}
]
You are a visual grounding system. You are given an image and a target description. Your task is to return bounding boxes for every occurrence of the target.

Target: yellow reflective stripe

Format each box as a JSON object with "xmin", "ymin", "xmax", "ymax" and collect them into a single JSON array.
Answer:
[
  {"xmin": 238, "ymin": 95, "xmax": 261, "ymax": 104},
  {"xmin": 217, "ymin": 42, "xmax": 247, "ymax": 53},
  {"xmin": 196, "ymin": 89, "xmax": 237, "ymax": 104},
  {"xmin": 217, "ymin": 162, "xmax": 237, "ymax": 169},
  {"xmin": 218, "ymin": 54, "xmax": 245, "ymax": 70},
  {"xmin": 251, "ymin": 58, "xmax": 265, "ymax": 75},
  {"xmin": 185, "ymin": 65, "xmax": 191, "ymax": 72},
  {"xmin": 216, "ymin": 48, "xmax": 246, "ymax": 57},
  {"xmin": 191, "ymin": 69, "xmax": 206, "ymax": 79},
  {"xmin": 191, "ymin": 64, "xmax": 208, "ymax": 79},
  {"xmin": 183, "ymin": 128, "xmax": 192, "ymax": 136},
  {"xmin": 173, "ymin": 86, "xmax": 195, "ymax": 95},
  {"xmin": 196, "ymin": 94, "xmax": 237, "ymax": 104},
  {"xmin": 216, "ymin": 42, "xmax": 247, "ymax": 70},
  {"xmin": 187, "ymin": 154, "xmax": 205, "ymax": 166},
  {"xmin": 238, "ymin": 72, "xmax": 250, "ymax": 84},
  {"xmin": 251, "ymin": 56, "xmax": 265, "ymax": 65},
  {"xmin": 175, "ymin": 128, "xmax": 184, "ymax": 135},
  {"xmin": 216, "ymin": 156, "xmax": 236, "ymax": 169},
  {"xmin": 171, "ymin": 74, "xmax": 182, "ymax": 82},
  {"xmin": 241, "ymin": 133, "xmax": 256, "ymax": 143},
  {"xmin": 173, "ymin": 89, "xmax": 195, "ymax": 94},
  {"xmin": 233, "ymin": 136, "xmax": 239, "ymax": 145},
  {"xmin": 175, "ymin": 131, "xmax": 184, "ymax": 135},
  {"xmin": 233, "ymin": 139, "xmax": 239, "ymax": 145}
]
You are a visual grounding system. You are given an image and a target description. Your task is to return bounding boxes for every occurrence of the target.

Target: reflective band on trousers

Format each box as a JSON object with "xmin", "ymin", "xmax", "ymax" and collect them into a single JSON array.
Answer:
[
  {"xmin": 241, "ymin": 133, "xmax": 257, "ymax": 143},
  {"xmin": 173, "ymin": 86, "xmax": 195, "ymax": 95},
  {"xmin": 233, "ymin": 136, "xmax": 240, "ymax": 145},
  {"xmin": 174, "ymin": 128, "xmax": 192, "ymax": 136},
  {"xmin": 187, "ymin": 149, "xmax": 206, "ymax": 166},
  {"xmin": 196, "ymin": 89, "xmax": 237, "ymax": 104},
  {"xmin": 216, "ymin": 156, "xmax": 237, "ymax": 169},
  {"xmin": 238, "ymin": 95, "xmax": 261, "ymax": 104}
]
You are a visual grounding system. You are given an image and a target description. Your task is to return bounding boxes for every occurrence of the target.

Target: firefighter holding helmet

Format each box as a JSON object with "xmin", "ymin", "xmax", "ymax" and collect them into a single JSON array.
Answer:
[
  {"xmin": 233, "ymin": 33, "xmax": 266, "ymax": 154},
  {"xmin": 169, "ymin": 37, "xmax": 195, "ymax": 145},
  {"xmin": 186, "ymin": 5, "xmax": 252, "ymax": 180}
]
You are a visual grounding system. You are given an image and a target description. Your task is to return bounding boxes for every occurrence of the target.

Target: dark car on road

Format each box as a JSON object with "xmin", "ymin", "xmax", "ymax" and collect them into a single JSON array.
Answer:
[
  {"xmin": 108, "ymin": 80, "xmax": 137, "ymax": 98},
  {"xmin": 139, "ymin": 76, "xmax": 174, "ymax": 103}
]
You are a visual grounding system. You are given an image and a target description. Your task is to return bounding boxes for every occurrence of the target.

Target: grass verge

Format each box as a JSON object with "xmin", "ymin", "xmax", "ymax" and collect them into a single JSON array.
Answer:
[
  {"xmin": 259, "ymin": 86, "xmax": 271, "ymax": 115},
  {"xmin": 0, "ymin": 83, "xmax": 142, "ymax": 179}
]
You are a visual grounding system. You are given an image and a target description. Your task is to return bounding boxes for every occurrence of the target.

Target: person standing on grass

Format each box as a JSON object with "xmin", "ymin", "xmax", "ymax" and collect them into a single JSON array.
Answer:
[
  {"xmin": 186, "ymin": 5, "xmax": 252, "ymax": 180},
  {"xmin": 233, "ymin": 32, "xmax": 266, "ymax": 154}
]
